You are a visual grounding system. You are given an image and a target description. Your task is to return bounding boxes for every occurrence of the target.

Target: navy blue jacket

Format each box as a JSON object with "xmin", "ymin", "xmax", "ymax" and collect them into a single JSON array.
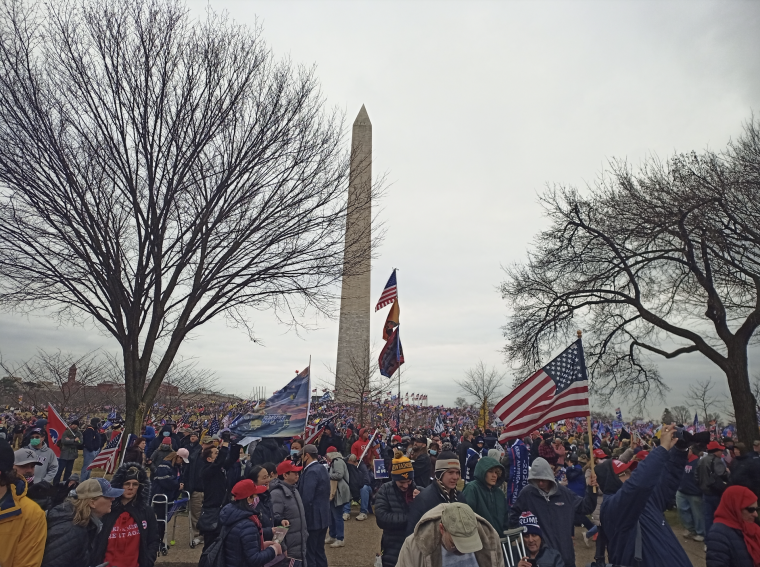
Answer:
[
  {"xmin": 82, "ymin": 426, "xmax": 101, "ymax": 452},
  {"xmin": 566, "ymin": 464, "xmax": 585, "ymax": 498},
  {"xmin": 219, "ymin": 502, "xmax": 276, "ymax": 567},
  {"xmin": 677, "ymin": 454, "xmax": 701, "ymax": 496},
  {"xmin": 601, "ymin": 446, "xmax": 691, "ymax": 567},
  {"xmin": 152, "ymin": 458, "xmax": 182, "ymax": 501},
  {"xmin": 706, "ymin": 522, "xmax": 755, "ymax": 567},
  {"xmin": 297, "ymin": 460, "xmax": 330, "ymax": 531}
]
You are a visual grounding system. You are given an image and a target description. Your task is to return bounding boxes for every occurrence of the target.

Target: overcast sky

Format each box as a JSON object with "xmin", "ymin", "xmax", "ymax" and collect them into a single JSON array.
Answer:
[{"xmin": 2, "ymin": 0, "xmax": 759, "ymax": 420}]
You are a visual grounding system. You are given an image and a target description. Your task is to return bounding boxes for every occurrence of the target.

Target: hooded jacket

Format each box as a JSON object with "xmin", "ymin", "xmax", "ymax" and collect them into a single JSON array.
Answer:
[
  {"xmin": 269, "ymin": 478, "xmax": 308, "ymax": 561},
  {"xmin": 375, "ymin": 479, "xmax": 417, "ymax": 567},
  {"xmin": 509, "ymin": 457, "xmax": 596, "ymax": 567},
  {"xmin": 601, "ymin": 445, "xmax": 691, "ymax": 567},
  {"xmin": 461, "ymin": 456, "xmax": 508, "ymax": 536},
  {"xmin": 411, "ymin": 449, "xmax": 432, "ymax": 488},
  {"xmin": 219, "ymin": 500, "xmax": 277, "ymax": 567},
  {"xmin": 26, "ymin": 441, "xmax": 58, "ymax": 484},
  {"xmin": 328, "ymin": 455, "xmax": 351, "ymax": 507},
  {"xmin": 0, "ymin": 478, "xmax": 47, "ymax": 567},
  {"xmin": 396, "ymin": 503, "xmax": 505, "ymax": 567},
  {"xmin": 147, "ymin": 425, "xmax": 177, "ymax": 455},
  {"xmin": 41, "ymin": 500, "xmax": 102, "ymax": 567},
  {"xmin": 59, "ymin": 428, "xmax": 83, "ymax": 461},
  {"xmin": 91, "ymin": 462, "xmax": 160, "ymax": 567},
  {"xmin": 251, "ymin": 438, "xmax": 288, "ymax": 467},
  {"xmin": 152, "ymin": 457, "xmax": 182, "ymax": 501}
]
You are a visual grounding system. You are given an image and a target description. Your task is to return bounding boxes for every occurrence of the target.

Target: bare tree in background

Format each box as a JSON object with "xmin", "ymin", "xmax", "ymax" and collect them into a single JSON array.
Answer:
[
  {"xmin": 671, "ymin": 405, "xmax": 692, "ymax": 426},
  {"xmin": 456, "ymin": 361, "xmax": 505, "ymax": 429},
  {"xmin": 501, "ymin": 118, "xmax": 760, "ymax": 442},
  {"xmin": 324, "ymin": 348, "xmax": 400, "ymax": 427},
  {"xmin": 685, "ymin": 379, "xmax": 723, "ymax": 426},
  {"xmin": 454, "ymin": 396, "xmax": 469, "ymax": 409},
  {"xmin": 0, "ymin": 0, "xmax": 375, "ymax": 437}
]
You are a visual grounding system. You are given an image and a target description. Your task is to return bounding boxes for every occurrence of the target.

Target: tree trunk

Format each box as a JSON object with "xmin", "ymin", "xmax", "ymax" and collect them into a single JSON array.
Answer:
[{"xmin": 724, "ymin": 345, "xmax": 759, "ymax": 444}]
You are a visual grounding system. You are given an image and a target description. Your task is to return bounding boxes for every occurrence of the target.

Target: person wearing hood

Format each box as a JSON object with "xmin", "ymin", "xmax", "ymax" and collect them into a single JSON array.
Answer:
[
  {"xmin": 80, "ymin": 418, "xmax": 102, "ymax": 481},
  {"xmin": 146, "ymin": 424, "xmax": 177, "ymax": 457},
  {"xmin": 91, "ymin": 462, "xmax": 160, "ymax": 567},
  {"xmin": 375, "ymin": 451, "xmax": 418, "ymax": 567},
  {"xmin": 22, "ymin": 429, "xmax": 57, "ymax": 486},
  {"xmin": 270, "ymin": 459, "xmax": 307, "ymax": 564},
  {"xmin": 397, "ymin": 502, "xmax": 505, "ymax": 567},
  {"xmin": 705, "ymin": 485, "xmax": 760, "ymax": 567},
  {"xmin": 509, "ymin": 457, "xmax": 597, "ymax": 567},
  {"xmin": 220, "ymin": 479, "xmax": 283, "ymax": 567},
  {"xmin": 601, "ymin": 423, "xmax": 692, "ymax": 567},
  {"xmin": 405, "ymin": 452, "xmax": 461, "ymax": 536},
  {"xmin": 41, "ymin": 478, "xmax": 124, "ymax": 567},
  {"xmin": 142, "ymin": 425, "xmax": 156, "ymax": 447},
  {"xmin": 0, "ymin": 438, "xmax": 47, "ymax": 567},
  {"xmin": 152, "ymin": 448, "xmax": 188, "ymax": 551},
  {"xmin": 461, "ymin": 456, "xmax": 508, "ymax": 536},
  {"xmin": 318, "ymin": 423, "xmax": 343, "ymax": 457},
  {"xmin": 149, "ymin": 437, "xmax": 175, "ymax": 475},
  {"xmin": 325, "ymin": 446, "xmax": 351, "ymax": 547},
  {"xmin": 464, "ymin": 436, "xmax": 484, "ymax": 484},
  {"xmin": 252, "ymin": 437, "xmax": 288, "ymax": 466}
]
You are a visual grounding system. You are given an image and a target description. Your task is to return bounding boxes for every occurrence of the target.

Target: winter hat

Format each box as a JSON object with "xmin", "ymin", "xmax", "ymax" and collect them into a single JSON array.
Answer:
[
  {"xmin": 0, "ymin": 438, "xmax": 14, "ymax": 473},
  {"xmin": 68, "ymin": 473, "xmax": 80, "ymax": 483},
  {"xmin": 161, "ymin": 437, "xmax": 172, "ymax": 445},
  {"xmin": 90, "ymin": 418, "xmax": 100, "ymax": 427},
  {"xmin": 518, "ymin": 511, "xmax": 543, "ymax": 537},
  {"xmin": 71, "ymin": 420, "xmax": 80, "ymax": 427},
  {"xmin": 391, "ymin": 449, "xmax": 414, "ymax": 481},
  {"xmin": 474, "ymin": 436, "xmax": 485, "ymax": 445},
  {"xmin": 434, "ymin": 452, "xmax": 460, "ymax": 475}
]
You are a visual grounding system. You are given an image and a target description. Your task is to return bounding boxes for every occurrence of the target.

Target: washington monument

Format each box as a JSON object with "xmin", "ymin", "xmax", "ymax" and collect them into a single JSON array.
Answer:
[{"xmin": 335, "ymin": 105, "xmax": 372, "ymax": 400}]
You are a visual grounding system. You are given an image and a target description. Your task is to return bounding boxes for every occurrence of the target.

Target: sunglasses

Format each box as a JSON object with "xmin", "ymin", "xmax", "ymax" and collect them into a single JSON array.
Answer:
[{"xmin": 746, "ymin": 507, "xmax": 758, "ymax": 514}]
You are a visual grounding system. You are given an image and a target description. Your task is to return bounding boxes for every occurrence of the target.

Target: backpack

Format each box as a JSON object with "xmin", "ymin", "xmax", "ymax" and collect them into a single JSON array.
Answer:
[{"xmin": 197, "ymin": 520, "xmax": 236, "ymax": 567}]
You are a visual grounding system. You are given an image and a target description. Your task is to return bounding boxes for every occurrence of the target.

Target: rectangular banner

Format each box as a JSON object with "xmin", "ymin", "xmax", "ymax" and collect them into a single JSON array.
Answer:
[
  {"xmin": 229, "ymin": 367, "xmax": 311, "ymax": 439},
  {"xmin": 373, "ymin": 459, "xmax": 389, "ymax": 479}
]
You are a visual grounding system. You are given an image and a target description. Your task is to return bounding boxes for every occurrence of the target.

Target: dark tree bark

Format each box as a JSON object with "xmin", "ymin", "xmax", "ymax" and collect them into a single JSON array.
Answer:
[
  {"xmin": 501, "ymin": 118, "xmax": 760, "ymax": 443},
  {"xmin": 0, "ymin": 0, "xmax": 373, "ymax": 437}
]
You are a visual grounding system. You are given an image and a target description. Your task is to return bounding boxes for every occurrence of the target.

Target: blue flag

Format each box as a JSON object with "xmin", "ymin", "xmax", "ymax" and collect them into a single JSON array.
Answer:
[
  {"xmin": 693, "ymin": 413, "xmax": 699, "ymax": 430},
  {"xmin": 508, "ymin": 439, "xmax": 530, "ymax": 506},
  {"xmin": 379, "ymin": 326, "xmax": 404, "ymax": 377}
]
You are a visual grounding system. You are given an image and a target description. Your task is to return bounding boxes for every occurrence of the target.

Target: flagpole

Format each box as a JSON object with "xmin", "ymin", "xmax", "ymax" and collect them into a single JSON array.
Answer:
[
  {"xmin": 397, "ymin": 364, "xmax": 402, "ymax": 430},
  {"xmin": 578, "ymin": 330, "xmax": 597, "ymax": 494}
]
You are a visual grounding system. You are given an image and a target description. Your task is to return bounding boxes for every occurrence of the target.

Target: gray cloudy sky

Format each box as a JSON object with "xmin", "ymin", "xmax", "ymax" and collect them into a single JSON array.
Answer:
[{"xmin": 2, "ymin": 0, "xmax": 760, "ymax": 419}]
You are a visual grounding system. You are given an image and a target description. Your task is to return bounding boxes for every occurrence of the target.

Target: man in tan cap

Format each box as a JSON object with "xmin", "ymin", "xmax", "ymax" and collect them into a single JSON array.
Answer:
[{"xmin": 396, "ymin": 502, "xmax": 505, "ymax": 567}]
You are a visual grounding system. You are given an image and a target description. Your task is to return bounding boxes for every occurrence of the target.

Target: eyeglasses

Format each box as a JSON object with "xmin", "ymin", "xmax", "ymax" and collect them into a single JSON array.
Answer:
[{"xmin": 746, "ymin": 507, "xmax": 758, "ymax": 514}]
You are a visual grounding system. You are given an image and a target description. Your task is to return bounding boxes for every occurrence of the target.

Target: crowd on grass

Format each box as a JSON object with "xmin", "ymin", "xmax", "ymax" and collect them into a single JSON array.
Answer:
[{"xmin": 1, "ymin": 409, "xmax": 760, "ymax": 567}]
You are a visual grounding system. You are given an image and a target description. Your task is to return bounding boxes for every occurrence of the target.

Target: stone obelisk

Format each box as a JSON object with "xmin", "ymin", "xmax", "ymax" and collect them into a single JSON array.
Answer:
[{"xmin": 335, "ymin": 105, "xmax": 372, "ymax": 401}]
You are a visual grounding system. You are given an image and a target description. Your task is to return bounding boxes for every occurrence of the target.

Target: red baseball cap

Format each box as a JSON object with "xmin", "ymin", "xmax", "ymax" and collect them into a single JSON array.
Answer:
[
  {"xmin": 231, "ymin": 479, "xmax": 267, "ymax": 500},
  {"xmin": 634, "ymin": 450, "xmax": 649, "ymax": 461},
  {"xmin": 611, "ymin": 460, "xmax": 638, "ymax": 475},
  {"xmin": 326, "ymin": 446, "xmax": 338, "ymax": 454},
  {"xmin": 706, "ymin": 441, "xmax": 725, "ymax": 452},
  {"xmin": 276, "ymin": 460, "xmax": 303, "ymax": 475},
  {"xmin": 392, "ymin": 435, "xmax": 402, "ymax": 443},
  {"xmin": 593, "ymin": 449, "xmax": 607, "ymax": 459}
]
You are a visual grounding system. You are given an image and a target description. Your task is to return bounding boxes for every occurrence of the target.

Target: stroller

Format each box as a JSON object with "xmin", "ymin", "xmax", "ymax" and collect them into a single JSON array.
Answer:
[{"xmin": 152, "ymin": 490, "xmax": 194, "ymax": 555}]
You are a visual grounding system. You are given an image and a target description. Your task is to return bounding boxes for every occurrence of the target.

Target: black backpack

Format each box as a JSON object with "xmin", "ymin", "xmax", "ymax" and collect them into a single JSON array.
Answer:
[{"xmin": 197, "ymin": 519, "xmax": 239, "ymax": 567}]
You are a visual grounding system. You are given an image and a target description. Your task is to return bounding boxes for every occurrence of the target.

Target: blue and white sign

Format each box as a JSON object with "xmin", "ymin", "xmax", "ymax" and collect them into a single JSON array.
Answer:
[{"xmin": 373, "ymin": 459, "xmax": 388, "ymax": 479}]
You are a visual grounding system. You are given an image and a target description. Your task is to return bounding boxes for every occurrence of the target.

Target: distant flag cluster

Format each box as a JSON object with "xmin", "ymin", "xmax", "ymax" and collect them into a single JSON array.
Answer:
[{"xmin": 377, "ymin": 269, "xmax": 404, "ymax": 378}]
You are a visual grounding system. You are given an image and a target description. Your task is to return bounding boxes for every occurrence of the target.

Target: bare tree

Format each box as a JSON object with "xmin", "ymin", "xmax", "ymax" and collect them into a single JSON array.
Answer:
[
  {"xmin": 0, "ymin": 0, "xmax": 376, "ymax": 436},
  {"xmin": 456, "ymin": 361, "xmax": 506, "ymax": 429},
  {"xmin": 501, "ymin": 117, "xmax": 760, "ymax": 442},
  {"xmin": 454, "ymin": 396, "xmax": 469, "ymax": 409},
  {"xmin": 685, "ymin": 379, "xmax": 723, "ymax": 426},
  {"xmin": 671, "ymin": 405, "xmax": 692, "ymax": 425}
]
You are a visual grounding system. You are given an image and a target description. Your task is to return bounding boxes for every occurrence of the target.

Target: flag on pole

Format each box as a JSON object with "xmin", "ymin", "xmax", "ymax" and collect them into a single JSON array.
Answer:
[
  {"xmin": 433, "ymin": 415, "xmax": 444, "ymax": 434},
  {"xmin": 375, "ymin": 270, "xmax": 398, "ymax": 311},
  {"xmin": 494, "ymin": 338, "xmax": 590, "ymax": 442},
  {"xmin": 87, "ymin": 431, "xmax": 123, "ymax": 473},
  {"xmin": 382, "ymin": 299, "xmax": 400, "ymax": 341},
  {"xmin": 693, "ymin": 413, "xmax": 699, "ymax": 430},
  {"xmin": 209, "ymin": 416, "xmax": 220, "ymax": 435},
  {"xmin": 46, "ymin": 403, "xmax": 69, "ymax": 458},
  {"xmin": 379, "ymin": 326, "xmax": 404, "ymax": 377}
]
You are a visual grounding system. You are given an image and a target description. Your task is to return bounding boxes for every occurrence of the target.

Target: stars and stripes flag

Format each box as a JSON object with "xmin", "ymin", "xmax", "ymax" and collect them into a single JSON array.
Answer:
[
  {"xmin": 494, "ymin": 338, "xmax": 590, "ymax": 442},
  {"xmin": 375, "ymin": 270, "xmax": 398, "ymax": 311},
  {"xmin": 87, "ymin": 431, "xmax": 123, "ymax": 473},
  {"xmin": 209, "ymin": 416, "xmax": 220, "ymax": 435},
  {"xmin": 304, "ymin": 415, "xmax": 335, "ymax": 445},
  {"xmin": 433, "ymin": 415, "xmax": 445, "ymax": 434}
]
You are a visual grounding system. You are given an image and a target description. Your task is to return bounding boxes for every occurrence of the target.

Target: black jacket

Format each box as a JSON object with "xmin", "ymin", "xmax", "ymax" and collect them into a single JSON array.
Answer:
[
  {"xmin": 457, "ymin": 439, "xmax": 472, "ymax": 471},
  {"xmin": 729, "ymin": 455, "xmax": 760, "ymax": 500},
  {"xmin": 411, "ymin": 451, "xmax": 432, "ymax": 488},
  {"xmin": 82, "ymin": 425, "xmax": 101, "ymax": 452},
  {"xmin": 219, "ymin": 501, "xmax": 276, "ymax": 567},
  {"xmin": 706, "ymin": 522, "xmax": 755, "ymax": 567},
  {"xmin": 253, "ymin": 490, "xmax": 275, "ymax": 541},
  {"xmin": 347, "ymin": 461, "xmax": 371, "ymax": 501},
  {"xmin": 40, "ymin": 501, "xmax": 100, "ymax": 567},
  {"xmin": 200, "ymin": 446, "xmax": 231, "ymax": 509},
  {"xmin": 91, "ymin": 465, "xmax": 160, "ymax": 567},
  {"xmin": 405, "ymin": 480, "xmax": 460, "ymax": 536},
  {"xmin": 251, "ymin": 438, "xmax": 288, "ymax": 467},
  {"xmin": 375, "ymin": 480, "xmax": 416, "ymax": 567}
]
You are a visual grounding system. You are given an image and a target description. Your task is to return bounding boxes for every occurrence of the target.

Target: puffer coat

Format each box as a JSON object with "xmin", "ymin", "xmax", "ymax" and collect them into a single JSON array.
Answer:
[
  {"xmin": 270, "ymin": 479, "xmax": 307, "ymax": 561},
  {"xmin": 705, "ymin": 522, "xmax": 755, "ymax": 567},
  {"xmin": 40, "ymin": 500, "xmax": 100, "ymax": 567},
  {"xmin": 219, "ymin": 501, "xmax": 277, "ymax": 567},
  {"xmin": 375, "ymin": 480, "xmax": 417, "ymax": 567}
]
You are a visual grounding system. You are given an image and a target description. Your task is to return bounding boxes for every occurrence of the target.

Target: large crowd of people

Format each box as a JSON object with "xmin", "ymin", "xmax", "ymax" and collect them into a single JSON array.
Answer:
[{"xmin": 1, "ymin": 405, "xmax": 759, "ymax": 567}]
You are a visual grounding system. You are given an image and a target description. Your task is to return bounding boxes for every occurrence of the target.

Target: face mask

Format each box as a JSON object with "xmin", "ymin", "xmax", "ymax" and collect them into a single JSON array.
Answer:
[
  {"xmin": 290, "ymin": 449, "xmax": 299, "ymax": 456},
  {"xmin": 30, "ymin": 438, "xmax": 41, "ymax": 447},
  {"xmin": 23, "ymin": 474, "xmax": 34, "ymax": 483},
  {"xmin": 429, "ymin": 450, "xmax": 437, "ymax": 456}
]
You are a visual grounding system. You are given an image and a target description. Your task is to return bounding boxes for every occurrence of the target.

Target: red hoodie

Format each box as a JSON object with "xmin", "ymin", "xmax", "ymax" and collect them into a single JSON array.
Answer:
[{"xmin": 104, "ymin": 511, "xmax": 141, "ymax": 567}]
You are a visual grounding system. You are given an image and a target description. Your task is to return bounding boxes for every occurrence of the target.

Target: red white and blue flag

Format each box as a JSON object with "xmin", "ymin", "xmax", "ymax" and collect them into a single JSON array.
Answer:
[
  {"xmin": 87, "ymin": 431, "xmax": 123, "ymax": 473},
  {"xmin": 46, "ymin": 403, "xmax": 68, "ymax": 458},
  {"xmin": 494, "ymin": 338, "xmax": 590, "ymax": 442},
  {"xmin": 375, "ymin": 270, "xmax": 398, "ymax": 311}
]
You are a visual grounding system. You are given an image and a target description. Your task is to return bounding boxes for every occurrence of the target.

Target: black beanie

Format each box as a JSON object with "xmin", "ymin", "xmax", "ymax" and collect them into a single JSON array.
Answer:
[{"xmin": 91, "ymin": 417, "xmax": 100, "ymax": 427}]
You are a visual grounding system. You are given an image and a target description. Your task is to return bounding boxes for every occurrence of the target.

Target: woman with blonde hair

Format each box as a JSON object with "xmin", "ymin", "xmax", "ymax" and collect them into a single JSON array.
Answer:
[{"xmin": 41, "ymin": 478, "xmax": 123, "ymax": 567}]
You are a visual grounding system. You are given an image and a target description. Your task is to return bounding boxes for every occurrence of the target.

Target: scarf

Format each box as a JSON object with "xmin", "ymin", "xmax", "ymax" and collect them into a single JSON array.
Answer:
[{"xmin": 713, "ymin": 485, "xmax": 760, "ymax": 566}]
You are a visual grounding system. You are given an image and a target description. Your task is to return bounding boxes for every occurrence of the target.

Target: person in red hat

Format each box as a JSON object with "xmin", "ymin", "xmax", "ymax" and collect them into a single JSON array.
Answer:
[
  {"xmin": 270, "ymin": 460, "xmax": 306, "ymax": 564},
  {"xmin": 219, "ymin": 479, "xmax": 282, "ymax": 566},
  {"xmin": 698, "ymin": 440, "xmax": 730, "ymax": 536}
]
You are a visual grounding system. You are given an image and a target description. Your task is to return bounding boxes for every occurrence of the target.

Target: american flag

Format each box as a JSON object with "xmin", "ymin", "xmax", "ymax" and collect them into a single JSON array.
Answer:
[
  {"xmin": 304, "ymin": 415, "xmax": 334, "ymax": 445},
  {"xmin": 208, "ymin": 416, "xmax": 220, "ymax": 435},
  {"xmin": 494, "ymin": 338, "xmax": 590, "ymax": 442},
  {"xmin": 87, "ymin": 431, "xmax": 123, "ymax": 473},
  {"xmin": 375, "ymin": 270, "xmax": 398, "ymax": 311}
]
